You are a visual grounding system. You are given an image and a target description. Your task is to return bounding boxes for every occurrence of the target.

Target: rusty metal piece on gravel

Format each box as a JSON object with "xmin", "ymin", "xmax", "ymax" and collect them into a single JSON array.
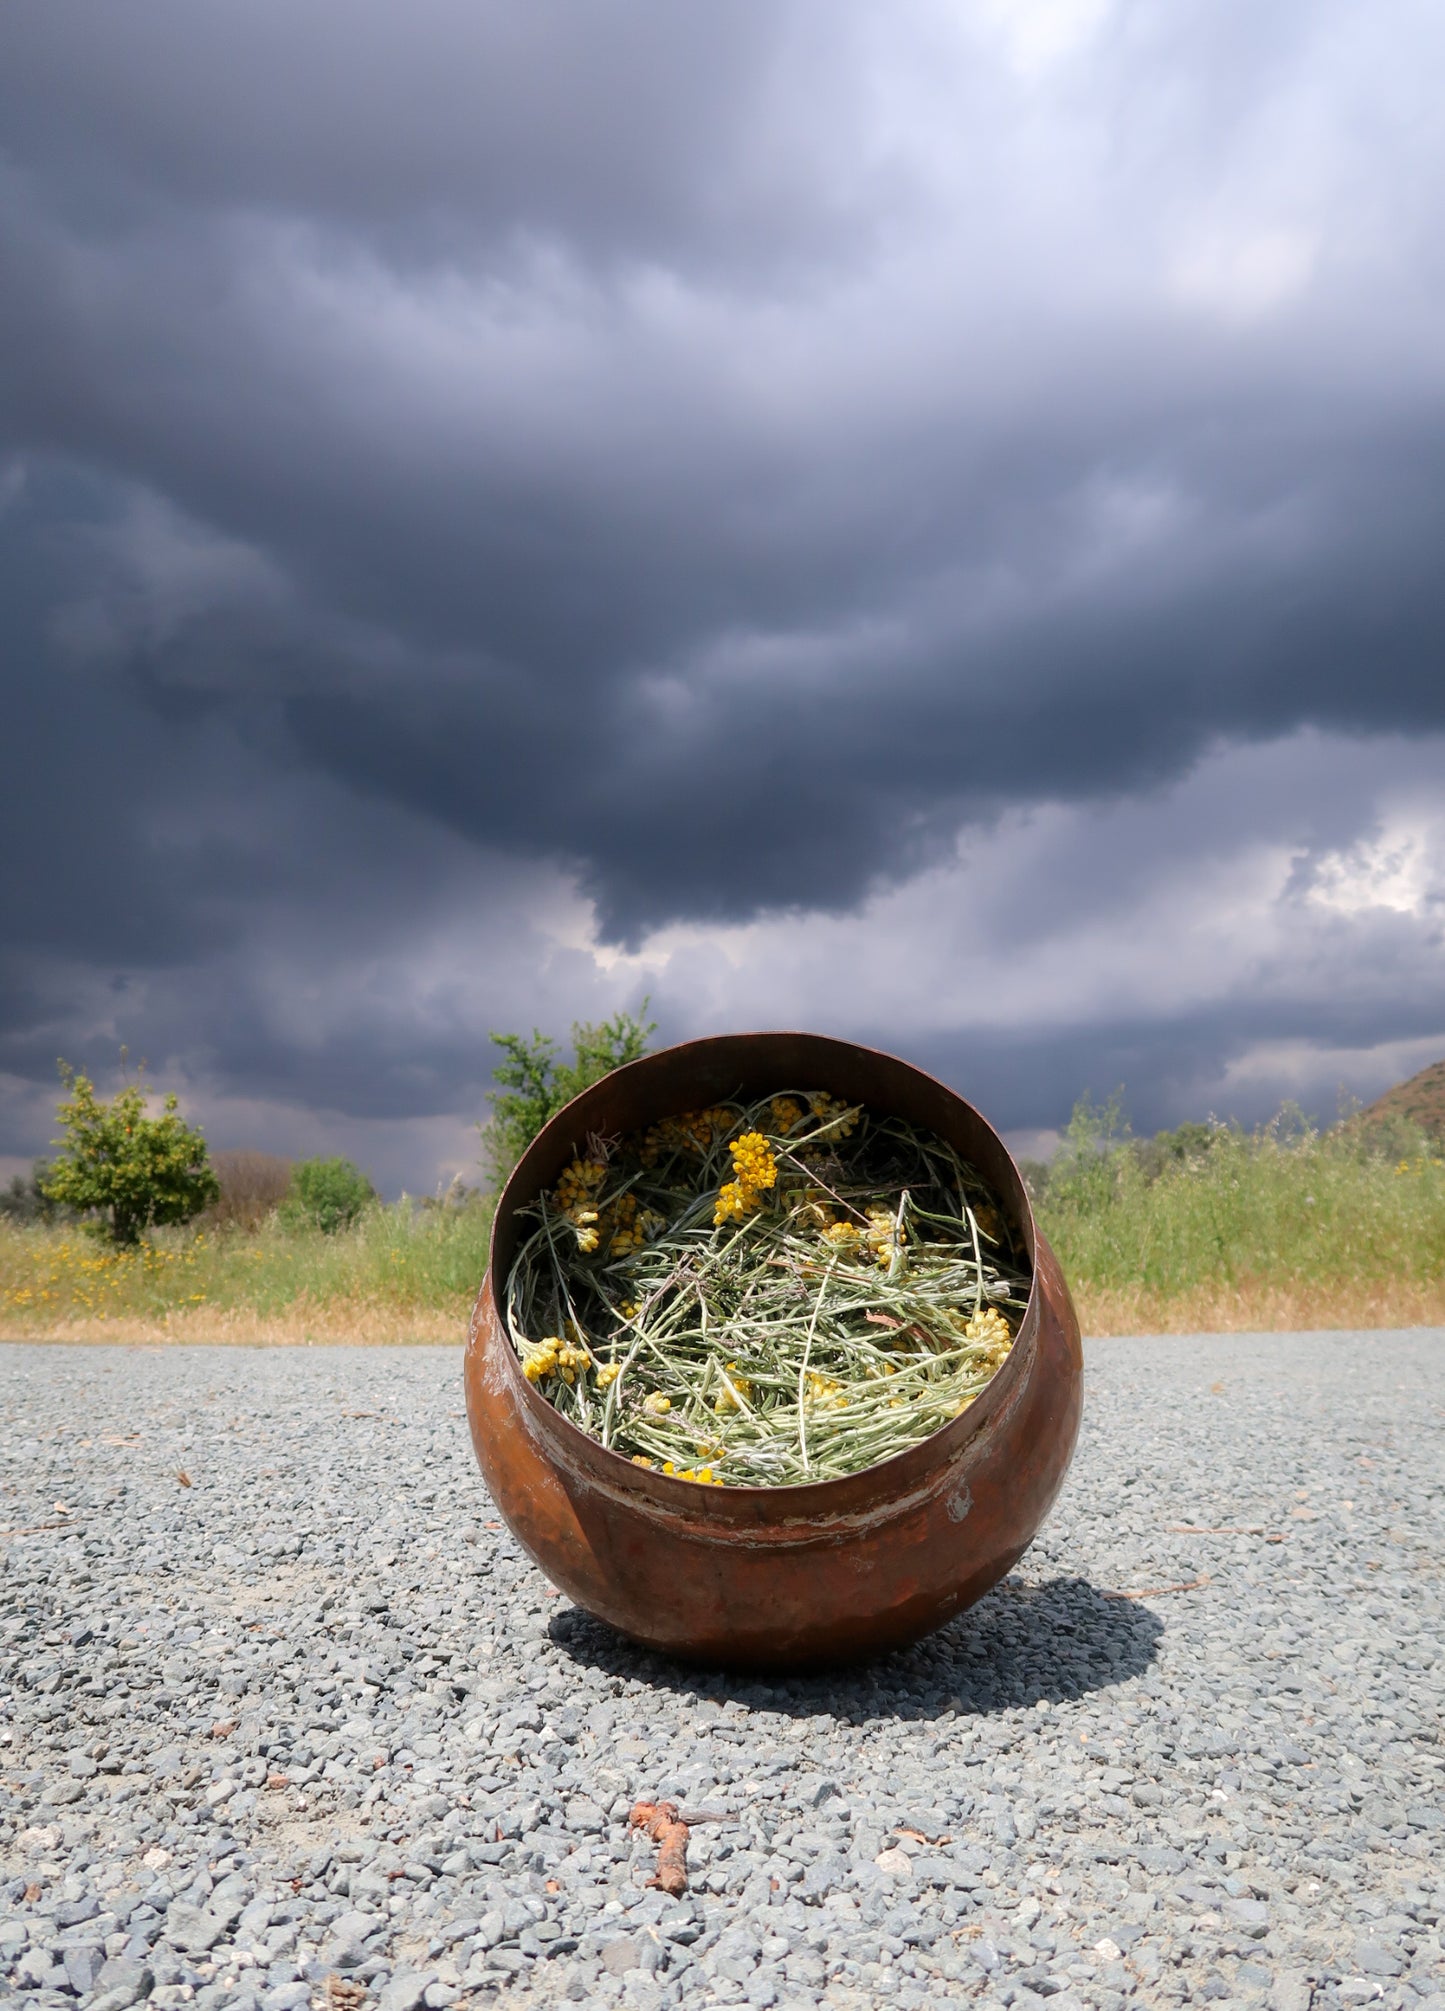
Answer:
[{"xmin": 463, "ymin": 1031, "xmax": 1083, "ymax": 1671}]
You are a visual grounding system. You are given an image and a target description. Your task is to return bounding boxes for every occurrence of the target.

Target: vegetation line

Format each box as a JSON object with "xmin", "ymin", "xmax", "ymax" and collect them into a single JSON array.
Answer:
[{"xmin": 3, "ymin": 1041, "xmax": 1441, "ymax": 1342}]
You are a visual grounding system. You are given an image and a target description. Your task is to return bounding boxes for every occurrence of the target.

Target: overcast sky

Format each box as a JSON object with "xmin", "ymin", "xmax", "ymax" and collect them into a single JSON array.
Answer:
[{"xmin": 4, "ymin": 0, "xmax": 1443, "ymax": 1194}]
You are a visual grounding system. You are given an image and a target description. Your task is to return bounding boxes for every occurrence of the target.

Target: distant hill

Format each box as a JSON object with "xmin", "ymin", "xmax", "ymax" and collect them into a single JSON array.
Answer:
[{"xmin": 1357, "ymin": 1058, "xmax": 1445, "ymax": 1145}]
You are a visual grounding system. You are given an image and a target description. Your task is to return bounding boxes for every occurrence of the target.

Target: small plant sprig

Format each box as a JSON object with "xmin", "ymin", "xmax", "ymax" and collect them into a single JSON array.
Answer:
[{"xmin": 504, "ymin": 1090, "xmax": 1032, "ymax": 1487}]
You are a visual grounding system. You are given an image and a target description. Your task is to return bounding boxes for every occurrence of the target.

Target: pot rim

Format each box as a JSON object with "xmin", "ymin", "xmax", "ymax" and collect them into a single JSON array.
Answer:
[{"xmin": 480, "ymin": 1029, "xmax": 1039, "ymax": 1513}]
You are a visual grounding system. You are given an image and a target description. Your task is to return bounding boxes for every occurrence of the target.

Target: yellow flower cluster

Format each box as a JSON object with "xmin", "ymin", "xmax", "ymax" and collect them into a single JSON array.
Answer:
[
  {"xmin": 821, "ymin": 1219, "xmax": 861, "ymax": 1250},
  {"xmin": 521, "ymin": 1334, "xmax": 593, "ymax": 1384},
  {"xmin": 596, "ymin": 1362, "xmax": 622, "ymax": 1389},
  {"xmin": 865, "ymin": 1206, "xmax": 906, "ymax": 1269},
  {"xmin": 630, "ymin": 1453, "xmax": 724, "ymax": 1484},
  {"xmin": 714, "ymin": 1363, "xmax": 753, "ymax": 1413},
  {"xmin": 551, "ymin": 1158, "xmax": 607, "ymax": 1250},
  {"xmin": 642, "ymin": 1391, "xmax": 672, "ymax": 1414},
  {"xmin": 714, "ymin": 1132, "xmax": 778, "ymax": 1225},
  {"xmin": 554, "ymin": 1158, "xmax": 606, "ymax": 1212},
  {"xmin": 808, "ymin": 1091, "xmax": 859, "ymax": 1139},
  {"xmin": 552, "ymin": 1160, "xmax": 667, "ymax": 1257},
  {"xmin": 959, "ymin": 1305, "xmax": 1013, "ymax": 1362},
  {"xmin": 804, "ymin": 1371, "xmax": 848, "ymax": 1412},
  {"xmin": 607, "ymin": 1192, "xmax": 643, "ymax": 1256},
  {"xmin": 768, "ymin": 1096, "xmax": 805, "ymax": 1133},
  {"xmin": 640, "ymin": 1106, "xmax": 737, "ymax": 1165}
]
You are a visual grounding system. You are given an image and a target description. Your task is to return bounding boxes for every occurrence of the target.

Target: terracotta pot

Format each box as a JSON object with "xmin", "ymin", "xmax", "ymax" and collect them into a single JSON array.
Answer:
[{"xmin": 464, "ymin": 1031, "xmax": 1082, "ymax": 1671}]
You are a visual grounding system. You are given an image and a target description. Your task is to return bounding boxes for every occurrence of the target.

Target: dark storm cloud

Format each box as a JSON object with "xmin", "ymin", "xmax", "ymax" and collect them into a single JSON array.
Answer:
[{"xmin": 3, "ymin": 0, "xmax": 1444, "ymax": 1180}]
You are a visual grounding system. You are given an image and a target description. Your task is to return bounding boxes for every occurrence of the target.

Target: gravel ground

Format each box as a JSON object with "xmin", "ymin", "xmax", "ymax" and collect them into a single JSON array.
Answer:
[{"xmin": 1, "ymin": 1332, "xmax": 1441, "ymax": 2011}]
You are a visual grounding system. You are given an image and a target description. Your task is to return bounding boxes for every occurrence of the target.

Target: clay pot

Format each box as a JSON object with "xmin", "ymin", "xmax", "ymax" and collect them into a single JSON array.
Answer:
[{"xmin": 464, "ymin": 1031, "xmax": 1082, "ymax": 1670}]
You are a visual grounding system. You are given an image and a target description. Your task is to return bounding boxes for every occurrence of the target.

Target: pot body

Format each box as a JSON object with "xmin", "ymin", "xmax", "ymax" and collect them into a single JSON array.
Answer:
[{"xmin": 464, "ymin": 1031, "xmax": 1082, "ymax": 1670}]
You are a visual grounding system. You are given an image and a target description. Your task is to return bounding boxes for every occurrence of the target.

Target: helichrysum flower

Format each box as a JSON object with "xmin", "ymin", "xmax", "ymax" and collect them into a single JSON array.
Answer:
[
  {"xmin": 521, "ymin": 1333, "xmax": 591, "ymax": 1384},
  {"xmin": 731, "ymin": 1132, "xmax": 777, "ymax": 1191},
  {"xmin": 522, "ymin": 1336, "xmax": 562, "ymax": 1383},
  {"xmin": 961, "ymin": 1306, "xmax": 1012, "ymax": 1362},
  {"xmin": 642, "ymin": 1391, "xmax": 672, "ymax": 1415},
  {"xmin": 714, "ymin": 1363, "xmax": 752, "ymax": 1413},
  {"xmin": 865, "ymin": 1206, "xmax": 905, "ymax": 1268},
  {"xmin": 713, "ymin": 1132, "xmax": 777, "ymax": 1225},
  {"xmin": 804, "ymin": 1371, "xmax": 847, "ymax": 1412},
  {"xmin": 641, "ymin": 1106, "xmax": 738, "ymax": 1165},
  {"xmin": 808, "ymin": 1091, "xmax": 859, "ymax": 1139}
]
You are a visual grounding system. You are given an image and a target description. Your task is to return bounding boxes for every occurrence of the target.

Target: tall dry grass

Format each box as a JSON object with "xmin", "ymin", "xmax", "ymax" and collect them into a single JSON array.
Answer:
[{"xmin": 1038, "ymin": 1101, "xmax": 1445, "ymax": 1331}]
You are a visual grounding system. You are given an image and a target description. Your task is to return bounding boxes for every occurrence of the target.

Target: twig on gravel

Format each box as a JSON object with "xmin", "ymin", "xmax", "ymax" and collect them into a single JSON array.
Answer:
[
  {"xmin": 1167, "ymin": 1524, "xmax": 1285, "ymax": 1541},
  {"xmin": 630, "ymin": 1798, "xmax": 690, "ymax": 1894},
  {"xmin": 1109, "ymin": 1573, "xmax": 1212, "ymax": 1600}
]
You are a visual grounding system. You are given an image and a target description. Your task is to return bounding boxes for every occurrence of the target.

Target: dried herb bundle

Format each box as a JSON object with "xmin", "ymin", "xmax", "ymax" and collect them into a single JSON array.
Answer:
[{"xmin": 504, "ymin": 1090, "xmax": 1032, "ymax": 1486}]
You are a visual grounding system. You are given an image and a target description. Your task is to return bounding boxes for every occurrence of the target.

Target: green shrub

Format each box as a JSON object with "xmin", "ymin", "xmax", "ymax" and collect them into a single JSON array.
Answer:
[
  {"xmin": 281, "ymin": 1156, "xmax": 377, "ymax": 1234},
  {"xmin": 41, "ymin": 1060, "xmax": 219, "ymax": 1246},
  {"xmin": 482, "ymin": 1003, "xmax": 657, "ymax": 1186}
]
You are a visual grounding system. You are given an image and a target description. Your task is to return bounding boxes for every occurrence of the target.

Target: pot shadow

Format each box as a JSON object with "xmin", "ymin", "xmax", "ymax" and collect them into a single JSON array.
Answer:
[{"xmin": 545, "ymin": 1574, "xmax": 1163, "ymax": 1725}]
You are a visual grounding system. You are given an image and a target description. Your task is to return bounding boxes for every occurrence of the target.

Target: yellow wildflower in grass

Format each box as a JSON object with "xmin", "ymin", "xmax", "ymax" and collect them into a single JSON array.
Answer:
[
  {"xmin": 804, "ymin": 1371, "xmax": 847, "ymax": 1412},
  {"xmin": 768, "ymin": 1096, "xmax": 805, "ymax": 1134},
  {"xmin": 596, "ymin": 1362, "xmax": 622, "ymax": 1389},
  {"xmin": 713, "ymin": 1179, "xmax": 751, "ymax": 1224},
  {"xmin": 714, "ymin": 1364, "xmax": 753, "ymax": 1413},
  {"xmin": 641, "ymin": 1106, "xmax": 738, "ymax": 1166},
  {"xmin": 963, "ymin": 1306, "xmax": 1012, "ymax": 1348},
  {"xmin": 731, "ymin": 1132, "xmax": 777, "ymax": 1191},
  {"xmin": 521, "ymin": 1333, "xmax": 591, "ymax": 1384},
  {"xmin": 822, "ymin": 1219, "xmax": 861, "ymax": 1249},
  {"xmin": 631, "ymin": 1455, "xmax": 654, "ymax": 1469},
  {"xmin": 605, "ymin": 1192, "xmax": 641, "ymax": 1255},
  {"xmin": 957, "ymin": 1305, "xmax": 1013, "ymax": 1369},
  {"xmin": 522, "ymin": 1336, "xmax": 562, "ymax": 1383},
  {"xmin": 713, "ymin": 1132, "xmax": 777, "ymax": 1226},
  {"xmin": 642, "ymin": 1391, "xmax": 672, "ymax": 1415},
  {"xmin": 552, "ymin": 1159, "xmax": 610, "ymax": 1254},
  {"xmin": 553, "ymin": 1158, "xmax": 606, "ymax": 1210},
  {"xmin": 865, "ymin": 1206, "xmax": 905, "ymax": 1268},
  {"xmin": 808, "ymin": 1091, "xmax": 859, "ymax": 1139}
]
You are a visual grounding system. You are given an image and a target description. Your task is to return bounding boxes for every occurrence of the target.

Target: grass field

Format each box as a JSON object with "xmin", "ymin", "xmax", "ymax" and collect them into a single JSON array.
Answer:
[
  {"xmin": 1039, "ymin": 1121, "xmax": 1445, "ymax": 1332},
  {"xmin": 3, "ymin": 1115, "xmax": 1442, "ymax": 1342}
]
